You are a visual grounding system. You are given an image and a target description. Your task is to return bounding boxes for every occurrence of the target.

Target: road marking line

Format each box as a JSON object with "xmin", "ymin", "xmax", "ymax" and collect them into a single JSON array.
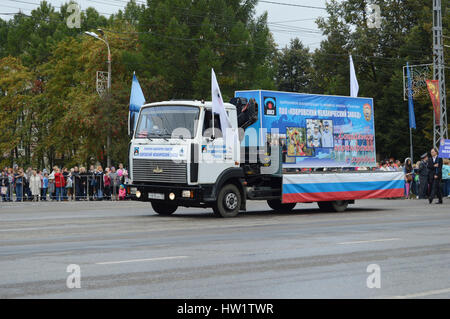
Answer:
[
  {"xmin": 95, "ymin": 256, "xmax": 189, "ymax": 265},
  {"xmin": 0, "ymin": 227, "xmax": 46, "ymax": 232},
  {"xmin": 392, "ymin": 288, "xmax": 450, "ymax": 299},
  {"xmin": 337, "ymin": 238, "xmax": 400, "ymax": 245}
]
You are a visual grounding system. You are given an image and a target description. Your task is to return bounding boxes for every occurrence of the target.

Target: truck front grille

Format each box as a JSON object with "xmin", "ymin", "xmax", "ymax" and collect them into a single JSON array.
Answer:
[{"xmin": 133, "ymin": 159, "xmax": 187, "ymax": 183}]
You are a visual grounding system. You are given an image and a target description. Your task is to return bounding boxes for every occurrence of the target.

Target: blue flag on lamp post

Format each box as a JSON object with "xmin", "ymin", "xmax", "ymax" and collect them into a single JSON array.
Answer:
[
  {"xmin": 406, "ymin": 62, "xmax": 416, "ymax": 129},
  {"xmin": 406, "ymin": 62, "xmax": 416, "ymax": 162},
  {"xmin": 129, "ymin": 71, "xmax": 145, "ymax": 131}
]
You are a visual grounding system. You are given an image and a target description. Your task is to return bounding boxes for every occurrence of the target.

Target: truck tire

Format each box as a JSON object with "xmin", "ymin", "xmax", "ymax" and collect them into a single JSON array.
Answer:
[
  {"xmin": 151, "ymin": 201, "xmax": 178, "ymax": 216},
  {"xmin": 267, "ymin": 199, "xmax": 296, "ymax": 212},
  {"xmin": 317, "ymin": 200, "xmax": 348, "ymax": 212},
  {"xmin": 213, "ymin": 184, "xmax": 241, "ymax": 218}
]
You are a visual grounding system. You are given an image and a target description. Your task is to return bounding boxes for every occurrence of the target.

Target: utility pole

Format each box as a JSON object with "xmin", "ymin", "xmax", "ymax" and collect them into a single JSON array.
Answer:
[{"xmin": 432, "ymin": 0, "xmax": 448, "ymax": 148}]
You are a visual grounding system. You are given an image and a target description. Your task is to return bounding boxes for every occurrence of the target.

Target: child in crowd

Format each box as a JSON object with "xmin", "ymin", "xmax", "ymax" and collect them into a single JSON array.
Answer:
[
  {"xmin": 42, "ymin": 173, "xmax": 49, "ymax": 201},
  {"xmin": 118, "ymin": 184, "xmax": 126, "ymax": 200}
]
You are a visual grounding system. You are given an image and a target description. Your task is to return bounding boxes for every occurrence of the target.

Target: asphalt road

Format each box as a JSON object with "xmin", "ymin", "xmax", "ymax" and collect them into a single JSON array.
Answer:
[{"xmin": 0, "ymin": 198, "xmax": 449, "ymax": 299}]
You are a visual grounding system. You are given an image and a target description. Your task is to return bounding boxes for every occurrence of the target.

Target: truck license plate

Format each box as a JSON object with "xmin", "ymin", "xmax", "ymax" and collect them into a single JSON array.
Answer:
[{"xmin": 148, "ymin": 193, "xmax": 164, "ymax": 200}]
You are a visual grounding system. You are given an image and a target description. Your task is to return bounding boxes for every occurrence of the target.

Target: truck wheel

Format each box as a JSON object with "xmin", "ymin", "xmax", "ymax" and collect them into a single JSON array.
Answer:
[
  {"xmin": 317, "ymin": 200, "xmax": 348, "ymax": 212},
  {"xmin": 213, "ymin": 184, "xmax": 241, "ymax": 218},
  {"xmin": 151, "ymin": 201, "xmax": 178, "ymax": 216},
  {"xmin": 267, "ymin": 199, "xmax": 296, "ymax": 212}
]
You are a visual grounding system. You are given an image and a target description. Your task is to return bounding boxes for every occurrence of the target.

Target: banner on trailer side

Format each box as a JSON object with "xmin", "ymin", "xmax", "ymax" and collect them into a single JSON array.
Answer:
[
  {"xmin": 235, "ymin": 90, "xmax": 376, "ymax": 168},
  {"xmin": 282, "ymin": 171, "xmax": 405, "ymax": 203}
]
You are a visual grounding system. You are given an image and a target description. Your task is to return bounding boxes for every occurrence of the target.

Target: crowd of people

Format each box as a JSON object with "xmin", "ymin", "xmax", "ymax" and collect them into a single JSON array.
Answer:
[
  {"xmin": 376, "ymin": 147, "xmax": 450, "ymax": 203},
  {"xmin": 0, "ymin": 163, "xmax": 129, "ymax": 202}
]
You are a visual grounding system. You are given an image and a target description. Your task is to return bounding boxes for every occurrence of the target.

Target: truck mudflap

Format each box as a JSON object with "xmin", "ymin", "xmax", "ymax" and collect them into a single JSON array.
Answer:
[{"xmin": 282, "ymin": 171, "xmax": 405, "ymax": 203}]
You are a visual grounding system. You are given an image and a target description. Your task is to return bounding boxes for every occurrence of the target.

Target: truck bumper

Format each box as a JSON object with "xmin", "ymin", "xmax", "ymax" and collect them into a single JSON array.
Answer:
[{"xmin": 128, "ymin": 183, "xmax": 214, "ymax": 208}]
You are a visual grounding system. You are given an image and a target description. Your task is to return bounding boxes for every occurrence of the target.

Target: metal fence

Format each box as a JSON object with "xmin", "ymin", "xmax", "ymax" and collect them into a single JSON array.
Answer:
[{"xmin": 1, "ymin": 173, "xmax": 127, "ymax": 202}]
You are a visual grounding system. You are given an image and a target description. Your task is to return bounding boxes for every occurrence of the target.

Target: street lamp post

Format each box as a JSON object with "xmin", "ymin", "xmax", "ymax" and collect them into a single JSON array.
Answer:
[{"xmin": 85, "ymin": 30, "xmax": 112, "ymax": 168}]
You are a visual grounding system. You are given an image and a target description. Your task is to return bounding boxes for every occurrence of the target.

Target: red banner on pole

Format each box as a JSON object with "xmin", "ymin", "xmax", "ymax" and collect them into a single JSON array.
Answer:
[{"xmin": 426, "ymin": 80, "xmax": 440, "ymax": 125}]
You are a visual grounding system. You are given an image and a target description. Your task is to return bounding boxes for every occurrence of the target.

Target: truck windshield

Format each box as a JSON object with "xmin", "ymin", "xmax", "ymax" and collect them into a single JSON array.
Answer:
[{"xmin": 135, "ymin": 105, "xmax": 199, "ymax": 139}]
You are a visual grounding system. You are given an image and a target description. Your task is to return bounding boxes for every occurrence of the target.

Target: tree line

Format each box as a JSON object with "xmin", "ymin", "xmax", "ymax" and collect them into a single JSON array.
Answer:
[{"xmin": 0, "ymin": 0, "xmax": 448, "ymax": 169}]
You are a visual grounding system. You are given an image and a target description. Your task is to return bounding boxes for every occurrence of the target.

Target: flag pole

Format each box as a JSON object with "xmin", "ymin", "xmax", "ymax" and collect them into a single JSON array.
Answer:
[
  {"xmin": 410, "ymin": 127, "xmax": 413, "ymax": 163},
  {"xmin": 212, "ymin": 105, "xmax": 215, "ymax": 139},
  {"xmin": 406, "ymin": 62, "xmax": 416, "ymax": 163},
  {"xmin": 211, "ymin": 69, "xmax": 215, "ymax": 139}
]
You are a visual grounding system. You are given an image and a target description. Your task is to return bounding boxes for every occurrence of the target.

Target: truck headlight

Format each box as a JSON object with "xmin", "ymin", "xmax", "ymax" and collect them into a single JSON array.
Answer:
[
  {"xmin": 169, "ymin": 192, "xmax": 175, "ymax": 200},
  {"xmin": 136, "ymin": 190, "xmax": 141, "ymax": 198}
]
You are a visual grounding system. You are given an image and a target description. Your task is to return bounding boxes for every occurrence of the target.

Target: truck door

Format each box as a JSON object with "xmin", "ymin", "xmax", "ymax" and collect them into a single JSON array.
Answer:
[{"xmin": 199, "ymin": 110, "xmax": 234, "ymax": 184}]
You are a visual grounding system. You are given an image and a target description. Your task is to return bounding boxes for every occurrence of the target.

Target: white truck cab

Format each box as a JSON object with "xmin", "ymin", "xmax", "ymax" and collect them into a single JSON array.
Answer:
[{"xmin": 129, "ymin": 100, "xmax": 247, "ymax": 217}]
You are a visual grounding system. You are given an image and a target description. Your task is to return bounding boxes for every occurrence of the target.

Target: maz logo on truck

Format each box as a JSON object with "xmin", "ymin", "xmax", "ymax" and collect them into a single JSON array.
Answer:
[
  {"xmin": 153, "ymin": 166, "xmax": 163, "ymax": 173},
  {"xmin": 264, "ymin": 97, "xmax": 276, "ymax": 116}
]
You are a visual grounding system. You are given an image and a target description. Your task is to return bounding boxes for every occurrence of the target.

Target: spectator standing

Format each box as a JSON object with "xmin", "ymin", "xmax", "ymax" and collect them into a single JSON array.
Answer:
[
  {"xmin": 118, "ymin": 184, "xmax": 126, "ymax": 200},
  {"xmin": 1, "ymin": 169, "xmax": 9, "ymax": 202},
  {"xmin": 49, "ymin": 166, "xmax": 58, "ymax": 200},
  {"xmin": 104, "ymin": 168, "xmax": 111, "ymax": 200},
  {"xmin": 54, "ymin": 168, "xmax": 65, "ymax": 201},
  {"xmin": 42, "ymin": 172, "xmax": 49, "ymax": 201},
  {"xmin": 48, "ymin": 171, "xmax": 55, "ymax": 200},
  {"xmin": 109, "ymin": 167, "xmax": 119, "ymax": 200},
  {"xmin": 66, "ymin": 169, "xmax": 73, "ymax": 200},
  {"xmin": 62, "ymin": 168, "xmax": 69, "ymax": 200},
  {"xmin": 24, "ymin": 167, "xmax": 32, "ymax": 201},
  {"xmin": 79, "ymin": 167, "xmax": 88, "ymax": 200},
  {"xmin": 29, "ymin": 170, "xmax": 41, "ymax": 202},
  {"xmin": 117, "ymin": 163, "xmax": 128, "ymax": 184},
  {"xmin": 418, "ymin": 153, "xmax": 429, "ymax": 199},
  {"xmin": 88, "ymin": 165, "xmax": 97, "ymax": 201},
  {"xmin": 95, "ymin": 166, "xmax": 104, "ymax": 200},
  {"xmin": 412, "ymin": 161, "xmax": 420, "ymax": 198},
  {"xmin": 7, "ymin": 168, "xmax": 13, "ymax": 201},
  {"xmin": 442, "ymin": 159, "xmax": 450, "ymax": 198},
  {"xmin": 404, "ymin": 158, "xmax": 413, "ymax": 199},
  {"xmin": 72, "ymin": 166, "xmax": 82, "ymax": 201},
  {"xmin": 14, "ymin": 168, "xmax": 24, "ymax": 202},
  {"xmin": 428, "ymin": 147, "xmax": 443, "ymax": 204}
]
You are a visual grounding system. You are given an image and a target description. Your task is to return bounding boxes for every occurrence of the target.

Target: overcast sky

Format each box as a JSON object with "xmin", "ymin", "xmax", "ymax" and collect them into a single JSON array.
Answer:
[{"xmin": 0, "ymin": 0, "xmax": 329, "ymax": 50}]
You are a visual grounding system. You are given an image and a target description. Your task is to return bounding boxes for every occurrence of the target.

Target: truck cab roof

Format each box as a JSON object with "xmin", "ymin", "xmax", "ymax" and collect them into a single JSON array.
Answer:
[{"xmin": 140, "ymin": 100, "xmax": 237, "ymax": 111}]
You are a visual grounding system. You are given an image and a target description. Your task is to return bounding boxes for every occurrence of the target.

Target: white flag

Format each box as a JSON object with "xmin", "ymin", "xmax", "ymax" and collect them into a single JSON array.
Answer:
[
  {"xmin": 349, "ymin": 55, "xmax": 359, "ymax": 97},
  {"xmin": 211, "ymin": 68, "xmax": 232, "ymax": 137}
]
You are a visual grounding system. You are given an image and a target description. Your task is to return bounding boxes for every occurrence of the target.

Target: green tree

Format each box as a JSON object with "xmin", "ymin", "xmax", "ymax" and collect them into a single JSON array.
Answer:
[
  {"xmin": 0, "ymin": 57, "xmax": 34, "ymax": 167},
  {"xmin": 276, "ymin": 38, "xmax": 313, "ymax": 93}
]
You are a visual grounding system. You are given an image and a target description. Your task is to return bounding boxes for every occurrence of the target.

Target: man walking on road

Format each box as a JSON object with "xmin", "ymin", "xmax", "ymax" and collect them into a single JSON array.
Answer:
[{"xmin": 428, "ymin": 147, "xmax": 443, "ymax": 204}]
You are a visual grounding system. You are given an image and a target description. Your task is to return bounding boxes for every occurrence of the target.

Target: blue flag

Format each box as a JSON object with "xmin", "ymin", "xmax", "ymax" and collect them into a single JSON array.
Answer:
[
  {"xmin": 129, "ymin": 72, "xmax": 145, "ymax": 129},
  {"xmin": 406, "ymin": 62, "xmax": 416, "ymax": 129}
]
